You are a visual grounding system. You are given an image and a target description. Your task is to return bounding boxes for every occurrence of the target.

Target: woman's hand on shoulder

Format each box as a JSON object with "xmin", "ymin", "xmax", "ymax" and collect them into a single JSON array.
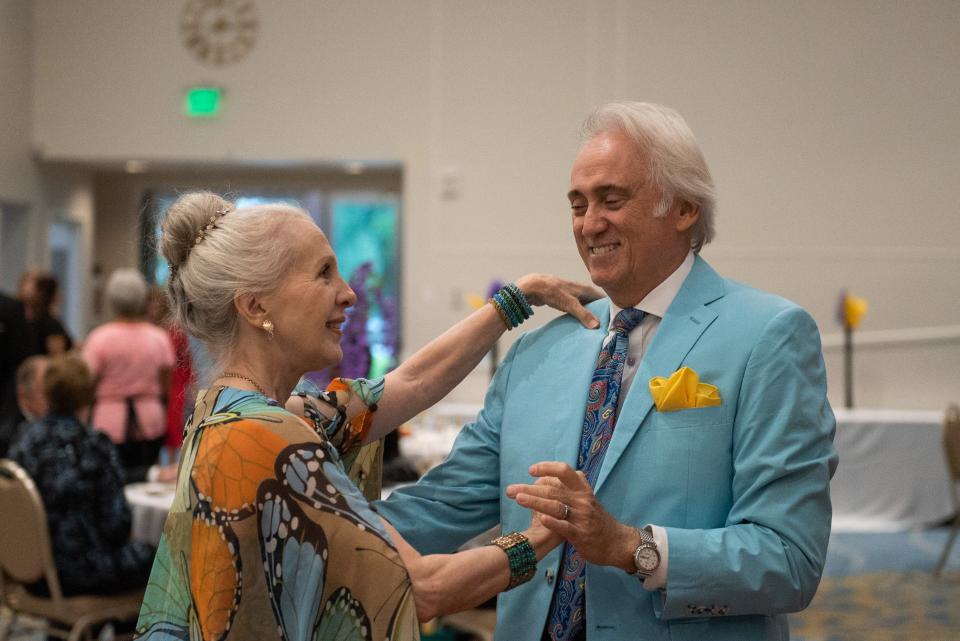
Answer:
[{"xmin": 515, "ymin": 274, "xmax": 603, "ymax": 329}]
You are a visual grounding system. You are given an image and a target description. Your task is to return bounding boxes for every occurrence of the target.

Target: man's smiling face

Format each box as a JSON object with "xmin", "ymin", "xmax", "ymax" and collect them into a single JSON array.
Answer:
[{"xmin": 569, "ymin": 129, "xmax": 694, "ymax": 307}]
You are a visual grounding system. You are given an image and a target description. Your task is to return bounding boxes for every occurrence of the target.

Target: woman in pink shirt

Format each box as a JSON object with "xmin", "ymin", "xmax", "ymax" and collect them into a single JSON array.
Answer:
[{"xmin": 83, "ymin": 269, "xmax": 174, "ymax": 481}]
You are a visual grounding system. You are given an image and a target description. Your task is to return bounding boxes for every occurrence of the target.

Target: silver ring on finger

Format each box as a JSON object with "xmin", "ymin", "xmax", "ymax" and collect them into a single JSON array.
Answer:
[{"xmin": 559, "ymin": 502, "xmax": 571, "ymax": 520}]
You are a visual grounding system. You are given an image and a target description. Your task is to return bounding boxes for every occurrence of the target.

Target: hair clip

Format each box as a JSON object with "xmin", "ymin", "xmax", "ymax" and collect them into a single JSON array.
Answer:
[{"xmin": 194, "ymin": 207, "xmax": 232, "ymax": 246}]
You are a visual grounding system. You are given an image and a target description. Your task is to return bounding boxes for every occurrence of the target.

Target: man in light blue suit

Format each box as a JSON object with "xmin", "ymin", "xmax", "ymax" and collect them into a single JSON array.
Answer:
[{"xmin": 376, "ymin": 102, "xmax": 837, "ymax": 641}]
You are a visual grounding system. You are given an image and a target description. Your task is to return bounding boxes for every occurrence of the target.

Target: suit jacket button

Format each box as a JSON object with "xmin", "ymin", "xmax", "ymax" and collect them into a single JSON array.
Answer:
[{"xmin": 545, "ymin": 569, "xmax": 555, "ymax": 585}]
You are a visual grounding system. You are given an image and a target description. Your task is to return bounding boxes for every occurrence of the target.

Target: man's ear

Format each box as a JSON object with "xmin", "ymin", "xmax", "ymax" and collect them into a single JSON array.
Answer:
[
  {"xmin": 675, "ymin": 201, "xmax": 700, "ymax": 233},
  {"xmin": 234, "ymin": 292, "xmax": 268, "ymax": 330}
]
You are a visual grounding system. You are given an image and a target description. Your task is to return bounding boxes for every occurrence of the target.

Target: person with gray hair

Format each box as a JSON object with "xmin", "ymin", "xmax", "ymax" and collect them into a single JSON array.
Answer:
[
  {"xmin": 136, "ymin": 191, "xmax": 604, "ymax": 640},
  {"xmin": 379, "ymin": 101, "xmax": 837, "ymax": 641},
  {"xmin": 579, "ymin": 101, "xmax": 716, "ymax": 252},
  {"xmin": 15, "ymin": 355, "xmax": 48, "ymax": 422},
  {"xmin": 83, "ymin": 268, "xmax": 175, "ymax": 481},
  {"xmin": 0, "ymin": 355, "xmax": 49, "ymax": 452},
  {"xmin": 105, "ymin": 267, "xmax": 150, "ymax": 318}
]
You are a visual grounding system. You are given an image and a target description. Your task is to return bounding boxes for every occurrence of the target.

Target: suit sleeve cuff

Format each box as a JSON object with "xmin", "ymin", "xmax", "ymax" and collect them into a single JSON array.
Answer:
[{"xmin": 641, "ymin": 524, "xmax": 669, "ymax": 592}]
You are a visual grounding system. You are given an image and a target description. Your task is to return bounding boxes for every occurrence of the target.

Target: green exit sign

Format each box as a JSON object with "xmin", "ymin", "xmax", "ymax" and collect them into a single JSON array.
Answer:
[{"xmin": 184, "ymin": 87, "xmax": 223, "ymax": 118}]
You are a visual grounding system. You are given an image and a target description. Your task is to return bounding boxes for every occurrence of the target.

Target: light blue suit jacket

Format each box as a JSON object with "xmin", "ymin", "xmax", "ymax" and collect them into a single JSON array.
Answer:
[{"xmin": 377, "ymin": 257, "xmax": 838, "ymax": 641}]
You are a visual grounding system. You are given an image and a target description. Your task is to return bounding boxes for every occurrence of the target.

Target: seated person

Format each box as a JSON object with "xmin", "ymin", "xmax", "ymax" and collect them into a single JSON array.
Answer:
[
  {"xmin": 9, "ymin": 355, "xmax": 49, "ymax": 449},
  {"xmin": 8, "ymin": 354, "xmax": 155, "ymax": 595}
]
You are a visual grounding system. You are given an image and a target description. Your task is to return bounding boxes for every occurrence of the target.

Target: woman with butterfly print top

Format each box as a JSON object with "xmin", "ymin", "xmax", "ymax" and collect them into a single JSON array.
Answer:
[{"xmin": 136, "ymin": 192, "xmax": 601, "ymax": 641}]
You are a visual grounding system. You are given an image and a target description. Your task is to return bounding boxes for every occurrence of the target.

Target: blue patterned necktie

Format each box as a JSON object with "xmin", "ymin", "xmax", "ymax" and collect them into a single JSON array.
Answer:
[{"xmin": 543, "ymin": 307, "xmax": 646, "ymax": 641}]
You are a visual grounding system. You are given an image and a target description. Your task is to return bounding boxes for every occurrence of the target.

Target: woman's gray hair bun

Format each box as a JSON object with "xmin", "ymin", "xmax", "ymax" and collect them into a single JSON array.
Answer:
[
  {"xmin": 158, "ymin": 191, "xmax": 311, "ymax": 368},
  {"xmin": 159, "ymin": 192, "xmax": 233, "ymax": 275}
]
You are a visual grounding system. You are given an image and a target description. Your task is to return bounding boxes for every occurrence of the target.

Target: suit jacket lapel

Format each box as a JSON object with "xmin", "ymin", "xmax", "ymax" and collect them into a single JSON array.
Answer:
[
  {"xmin": 595, "ymin": 257, "xmax": 725, "ymax": 492},
  {"xmin": 551, "ymin": 302, "xmax": 612, "ymax": 468}
]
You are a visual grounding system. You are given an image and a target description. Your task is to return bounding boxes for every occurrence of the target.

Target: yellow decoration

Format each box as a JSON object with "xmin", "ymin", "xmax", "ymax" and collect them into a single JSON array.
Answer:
[
  {"xmin": 648, "ymin": 366, "xmax": 722, "ymax": 412},
  {"xmin": 466, "ymin": 293, "xmax": 486, "ymax": 311},
  {"xmin": 844, "ymin": 294, "xmax": 868, "ymax": 330}
]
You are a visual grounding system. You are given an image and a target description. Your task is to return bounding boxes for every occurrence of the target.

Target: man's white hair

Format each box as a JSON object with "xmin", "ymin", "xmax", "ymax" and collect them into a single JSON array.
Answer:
[{"xmin": 580, "ymin": 102, "xmax": 716, "ymax": 252}]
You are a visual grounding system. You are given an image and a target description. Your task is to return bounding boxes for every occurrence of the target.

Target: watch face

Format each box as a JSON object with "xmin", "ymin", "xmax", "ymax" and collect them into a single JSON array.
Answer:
[{"xmin": 636, "ymin": 546, "xmax": 660, "ymax": 572}]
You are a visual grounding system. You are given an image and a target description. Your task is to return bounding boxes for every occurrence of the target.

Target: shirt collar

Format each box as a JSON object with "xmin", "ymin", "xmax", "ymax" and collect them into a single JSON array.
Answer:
[{"xmin": 608, "ymin": 251, "xmax": 695, "ymax": 331}]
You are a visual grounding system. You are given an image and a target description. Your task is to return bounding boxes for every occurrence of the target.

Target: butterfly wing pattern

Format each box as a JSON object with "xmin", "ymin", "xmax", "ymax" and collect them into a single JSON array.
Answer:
[
  {"xmin": 190, "ymin": 512, "xmax": 243, "ymax": 641},
  {"xmin": 277, "ymin": 443, "xmax": 391, "ymax": 544},
  {"xmin": 314, "ymin": 587, "xmax": 373, "ymax": 641},
  {"xmin": 136, "ymin": 535, "xmax": 193, "ymax": 641},
  {"xmin": 258, "ymin": 478, "xmax": 330, "ymax": 641}
]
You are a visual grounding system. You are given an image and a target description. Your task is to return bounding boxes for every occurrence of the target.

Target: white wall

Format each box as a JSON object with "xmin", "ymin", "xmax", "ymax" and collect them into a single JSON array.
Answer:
[
  {"xmin": 34, "ymin": 166, "xmax": 96, "ymax": 337},
  {"xmin": 0, "ymin": 0, "xmax": 39, "ymax": 289},
  {"xmin": 0, "ymin": 0, "xmax": 35, "ymax": 204},
  {"xmin": 28, "ymin": 0, "xmax": 960, "ymax": 410}
]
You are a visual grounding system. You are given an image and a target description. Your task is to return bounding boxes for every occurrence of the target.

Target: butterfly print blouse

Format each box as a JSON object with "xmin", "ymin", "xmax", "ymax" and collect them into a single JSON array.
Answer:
[{"xmin": 135, "ymin": 379, "xmax": 419, "ymax": 641}]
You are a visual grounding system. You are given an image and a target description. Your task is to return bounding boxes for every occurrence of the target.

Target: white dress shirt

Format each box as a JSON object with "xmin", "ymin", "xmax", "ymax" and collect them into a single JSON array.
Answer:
[{"xmin": 604, "ymin": 250, "xmax": 695, "ymax": 591}]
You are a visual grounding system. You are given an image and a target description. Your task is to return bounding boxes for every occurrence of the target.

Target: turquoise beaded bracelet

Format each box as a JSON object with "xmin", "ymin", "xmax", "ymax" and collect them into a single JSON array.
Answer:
[
  {"xmin": 495, "ymin": 291, "xmax": 525, "ymax": 327},
  {"xmin": 504, "ymin": 283, "xmax": 533, "ymax": 317},
  {"xmin": 490, "ymin": 296, "xmax": 512, "ymax": 328},
  {"xmin": 489, "ymin": 283, "xmax": 533, "ymax": 330},
  {"xmin": 489, "ymin": 531, "xmax": 537, "ymax": 590}
]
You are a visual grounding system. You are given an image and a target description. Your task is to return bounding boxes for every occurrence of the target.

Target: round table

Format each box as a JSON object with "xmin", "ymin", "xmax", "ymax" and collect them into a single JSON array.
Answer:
[{"xmin": 125, "ymin": 482, "xmax": 176, "ymax": 545}]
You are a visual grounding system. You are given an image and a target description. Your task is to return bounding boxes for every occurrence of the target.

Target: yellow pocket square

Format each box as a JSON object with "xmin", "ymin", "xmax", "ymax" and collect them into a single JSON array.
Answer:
[{"xmin": 648, "ymin": 367, "xmax": 721, "ymax": 412}]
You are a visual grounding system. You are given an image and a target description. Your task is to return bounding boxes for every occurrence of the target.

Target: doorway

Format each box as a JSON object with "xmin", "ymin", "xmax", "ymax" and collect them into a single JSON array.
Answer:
[{"xmin": 48, "ymin": 219, "xmax": 83, "ymax": 339}]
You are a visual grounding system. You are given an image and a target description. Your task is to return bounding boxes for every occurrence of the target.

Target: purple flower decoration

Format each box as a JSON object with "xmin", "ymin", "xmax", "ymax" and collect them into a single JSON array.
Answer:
[
  {"xmin": 306, "ymin": 261, "xmax": 400, "ymax": 386},
  {"xmin": 338, "ymin": 262, "xmax": 374, "ymax": 380},
  {"xmin": 375, "ymin": 288, "xmax": 399, "ymax": 369}
]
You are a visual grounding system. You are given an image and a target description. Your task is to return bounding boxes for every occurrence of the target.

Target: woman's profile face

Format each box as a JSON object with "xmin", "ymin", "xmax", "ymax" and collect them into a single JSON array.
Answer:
[{"xmin": 263, "ymin": 217, "xmax": 356, "ymax": 373}]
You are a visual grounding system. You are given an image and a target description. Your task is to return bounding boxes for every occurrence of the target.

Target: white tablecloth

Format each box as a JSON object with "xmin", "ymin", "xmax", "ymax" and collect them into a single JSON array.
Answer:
[
  {"xmin": 125, "ymin": 482, "xmax": 175, "ymax": 545},
  {"xmin": 831, "ymin": 408, "xmax": 954, "ymax": 531}
]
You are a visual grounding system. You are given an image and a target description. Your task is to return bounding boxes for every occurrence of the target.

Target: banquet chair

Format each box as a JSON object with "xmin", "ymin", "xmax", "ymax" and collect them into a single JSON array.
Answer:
[
  {"xmin": 0, "ymin": 460, "xmax": 144, "ymax": 641},
  {"xmin": 934, "ymin": 404, "xmax": 960, "ymax": 578}
]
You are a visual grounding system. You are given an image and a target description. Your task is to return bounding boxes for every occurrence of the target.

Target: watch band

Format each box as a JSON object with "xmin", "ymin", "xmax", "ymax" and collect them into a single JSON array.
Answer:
[{"xmin": 638, "ymin": 525, "xmax": 656, "ymax": 546}]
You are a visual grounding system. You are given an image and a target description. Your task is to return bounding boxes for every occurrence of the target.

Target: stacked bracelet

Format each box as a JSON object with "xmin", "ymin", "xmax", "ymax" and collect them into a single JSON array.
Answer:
[
  {"xmin": 490, "ymin": 297, "xmax": 512, "ymax": 328},
  {"xmin": 489, "ymin": 531, "xmax": 537, "ymax": 590},
  {"xmin": 489, "ymin": 283, "xmax": 534, "ymax": 330},
  {"xmin": 504, "ymin": 284, "xmax": 533, "ymax": 317}
]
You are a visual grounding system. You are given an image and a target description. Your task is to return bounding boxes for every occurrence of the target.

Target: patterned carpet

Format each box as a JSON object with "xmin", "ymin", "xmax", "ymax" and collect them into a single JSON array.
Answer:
[
  {"xmin": 790, "ymin": 570, "xmax": 960, "ymax": 641},
  {"xmin": 790, "ymin": 527, "xmax": 960, "ymax": 641}
]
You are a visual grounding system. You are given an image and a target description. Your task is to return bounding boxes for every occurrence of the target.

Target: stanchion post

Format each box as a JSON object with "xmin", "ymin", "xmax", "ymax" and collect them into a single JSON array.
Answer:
[{"xmin": 844, "ymin": 325, "xmax": 853, "ymax": 409}]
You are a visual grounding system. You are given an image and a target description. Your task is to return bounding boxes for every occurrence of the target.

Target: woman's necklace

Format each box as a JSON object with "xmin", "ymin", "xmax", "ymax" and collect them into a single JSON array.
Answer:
[{"xmin": 219, "ymin": 372, "xmax": 267, "ymax": 396}]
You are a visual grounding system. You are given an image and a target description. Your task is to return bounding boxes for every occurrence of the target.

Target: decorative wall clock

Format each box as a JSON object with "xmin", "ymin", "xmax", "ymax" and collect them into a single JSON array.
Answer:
[{"xmin": 180, "ymin": 0, "xmax": 258, "ymax": 66}]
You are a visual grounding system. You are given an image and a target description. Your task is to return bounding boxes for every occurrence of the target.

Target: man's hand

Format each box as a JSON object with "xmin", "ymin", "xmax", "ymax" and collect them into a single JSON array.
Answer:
[
  {"xmin": 524, "ymin": 476, "xmax": 565, "ymax": 550},
  {"xmin": 506, "ymin": 461, "xmax": 639, "ymax": 572}
]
